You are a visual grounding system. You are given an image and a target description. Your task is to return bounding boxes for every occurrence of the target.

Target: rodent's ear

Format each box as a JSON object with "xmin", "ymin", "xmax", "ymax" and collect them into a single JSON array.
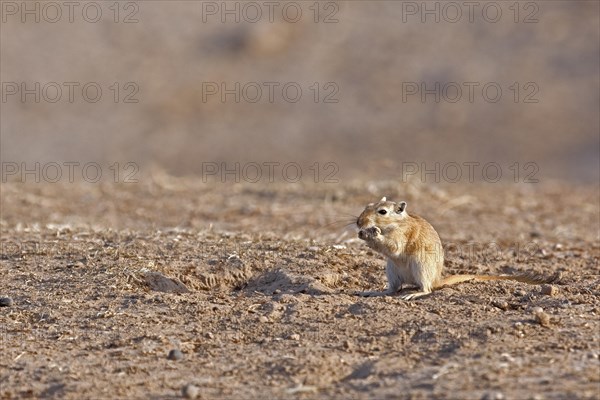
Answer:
[
  {"xmin": 380, "ymin": 196, "xmax": 387, "ymax": 202},
  {"xmin": 396, "ymin": 201, "xmax": 407, "ymax": 213}
]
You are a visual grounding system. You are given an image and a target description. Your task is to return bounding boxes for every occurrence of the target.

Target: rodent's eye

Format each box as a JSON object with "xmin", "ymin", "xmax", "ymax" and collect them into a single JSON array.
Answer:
[{"xmin": 378, "ymin": 209, "xmax": 387, "ymax": 215}]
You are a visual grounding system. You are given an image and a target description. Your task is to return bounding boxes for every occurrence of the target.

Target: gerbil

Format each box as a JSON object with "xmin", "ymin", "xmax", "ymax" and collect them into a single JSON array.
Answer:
[{"xmin": 356, "ymin": 197, "xmax": 558, "ymax": 300}]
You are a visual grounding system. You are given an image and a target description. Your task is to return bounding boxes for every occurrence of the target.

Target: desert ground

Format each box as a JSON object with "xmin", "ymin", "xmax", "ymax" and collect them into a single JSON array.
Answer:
[{"xmin": 1, "ymin": 177, "xmax": 598, "ymax": 399}]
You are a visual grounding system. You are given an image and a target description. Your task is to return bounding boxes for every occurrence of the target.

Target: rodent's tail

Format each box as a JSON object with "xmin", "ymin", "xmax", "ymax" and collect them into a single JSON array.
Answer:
[{"xmin": 436, "ymin": 271, "xmax": 561, "ymax": 289}]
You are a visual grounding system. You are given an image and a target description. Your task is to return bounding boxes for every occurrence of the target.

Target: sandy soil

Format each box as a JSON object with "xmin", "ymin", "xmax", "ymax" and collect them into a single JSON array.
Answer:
[{"xmin": 1, "ymin": 178, "xmax": 599, "ymax": 399}]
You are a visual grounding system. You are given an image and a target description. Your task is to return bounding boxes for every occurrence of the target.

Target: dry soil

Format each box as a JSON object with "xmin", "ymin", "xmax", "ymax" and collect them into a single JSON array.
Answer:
[{"xmin": 1, "ymin": 177, "xmax": 599, "ymax": 399}]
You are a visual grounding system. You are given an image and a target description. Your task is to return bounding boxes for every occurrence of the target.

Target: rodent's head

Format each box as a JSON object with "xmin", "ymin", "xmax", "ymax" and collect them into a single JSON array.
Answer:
[{"xmin": 357, "ymin": 197, "xmax": 408, "ymax": 241}]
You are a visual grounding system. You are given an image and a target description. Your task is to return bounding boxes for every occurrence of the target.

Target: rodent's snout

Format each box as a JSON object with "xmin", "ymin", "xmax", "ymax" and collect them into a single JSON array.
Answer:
[{"xmin": 358, "ymin": 226, "xmax": 381, "ymax": 241}]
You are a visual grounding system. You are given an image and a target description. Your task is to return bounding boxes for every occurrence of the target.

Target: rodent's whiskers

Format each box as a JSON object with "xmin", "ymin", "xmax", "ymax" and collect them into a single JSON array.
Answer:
[
  {"xmin": 312, "ymin": 214, "xmax": 358, "ymax": 238},
  {"xmin": 321, "ymin": 220, "xmax": 357, "ymax": 230},
  {"xmin": 336, "ymin": 212, "xmax": 360, "ymax": 220},
  {"xmin": 320, "ymin": 214, "xmax": 358, "ymax": 229}
]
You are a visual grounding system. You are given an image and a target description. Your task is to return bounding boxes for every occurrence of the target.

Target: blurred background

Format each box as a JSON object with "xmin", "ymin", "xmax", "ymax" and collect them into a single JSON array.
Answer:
[{"xmin": 2, "ymin": 1, "xmax": 599, "ymax": 183}]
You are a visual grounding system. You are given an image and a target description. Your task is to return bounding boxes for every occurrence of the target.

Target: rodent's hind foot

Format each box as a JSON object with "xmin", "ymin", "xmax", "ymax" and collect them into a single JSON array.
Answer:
[{"xmin": 400, "ymin": 291, "xmax": 431, "ymax": 301}]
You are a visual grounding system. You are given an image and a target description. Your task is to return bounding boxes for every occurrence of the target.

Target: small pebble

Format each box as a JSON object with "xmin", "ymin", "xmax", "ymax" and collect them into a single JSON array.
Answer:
[
  {"xmin": 182, "ymin": 384, "xmax": 199, "ymax": 399},
  {"xmin": 481, "ymin": 391, "xmax": 505, "ymax": 400},
  {"xmin": 0, "ymin": 297, "xmax": 13, "ymax": 307},
  {"xmin": 534, "ymin": 310, "xmax": 551, "ymax": 327},
  {"xmin": 539, "ymin": 249, "xmax": 552, "ymax": 259},
  {"xmin": 493, "ymin": 300, "xmax": 509, "ymax": 311},
  {"xmin": 531, "ymin": 306, "xmax": 543, "ymax": 314},
  {"xmin": 167, "ymin": 349, "xmax": 184, "ymax": 361},
  {"xmin": 513, "ymin": 289, "xmax": 526, "ymax": 297},
  {"xmin": 258, "ymin": 316, "xmax": 269, "ymax": 323},
  {"xmin": 289, "ymin": 333, "xmax": 300, "ymax": 341},
  {"xmin": 540, "ymin": 285, "xmax": 557, "ymax": 296}
]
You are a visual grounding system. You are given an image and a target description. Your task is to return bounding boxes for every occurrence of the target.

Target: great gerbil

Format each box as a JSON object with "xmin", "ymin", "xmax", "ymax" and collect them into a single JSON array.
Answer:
[{"xmin": 356, "ymin": 197, "xmax": 558, "ymax": 300}]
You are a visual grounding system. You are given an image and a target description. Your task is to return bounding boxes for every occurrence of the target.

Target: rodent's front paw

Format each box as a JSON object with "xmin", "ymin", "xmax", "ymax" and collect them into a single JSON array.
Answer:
[{"xmin": 358, "ymin": 226, "xmax": 381, "ymax": 241}]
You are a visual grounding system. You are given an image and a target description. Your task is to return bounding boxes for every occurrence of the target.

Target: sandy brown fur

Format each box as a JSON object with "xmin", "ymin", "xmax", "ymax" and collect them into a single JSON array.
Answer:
[
  {"xmin": 356, "ymin": 197, "xmax": 559, "ymax": 300},
  {"xmin": 437, "ymin": 271, "xmax": 561, "ymax": 288}
]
